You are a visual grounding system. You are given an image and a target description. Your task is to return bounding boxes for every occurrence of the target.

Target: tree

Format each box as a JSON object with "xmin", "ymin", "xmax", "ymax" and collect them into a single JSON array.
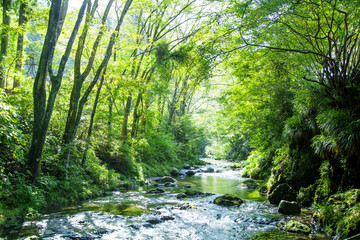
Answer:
[
  {"xmin": 28, "ymin": 0, "xmax": 88, "ymax": 182},
  {"xmin": 13, "ymin": 0, "xmax": 29, "ymax": 89},
  {"xmin": 0, "ymin": 0, "xmax": 12, "ymax": 89},
  {"xmin": 62, "ymin": 0, "xmax": 133, "ymax": 167}
]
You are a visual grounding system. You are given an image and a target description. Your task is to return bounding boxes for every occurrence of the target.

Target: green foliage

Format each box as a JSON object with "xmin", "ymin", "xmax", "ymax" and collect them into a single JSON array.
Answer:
[{"xmin": 314, "ymin": 189, "xmax": 360, "ymax": 238}]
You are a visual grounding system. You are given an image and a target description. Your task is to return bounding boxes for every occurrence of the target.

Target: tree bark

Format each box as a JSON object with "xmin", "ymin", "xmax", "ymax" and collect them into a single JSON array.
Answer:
[
  {"xmin": 62, "ymin": 0, "xmax": 133, "ymax": 166},
  {"xmin": 0, "ymin": 0, "xmax": 12, "ymax": 89},
  {"xmin": 121, "ymin": 93, "xmax": 132, "ymax": 143},
  {"xmin": 131, "ymin": 92, "xmax": 142, "ymax": 138},
  {"xmin": 82, "ymin": 68, "xmax": 106, "ymax": 166},
  {"xmin": 28, "ymin": 0, "xmax": 87, "ymax": 182},
  {"xmin": 13, "ymin": 0, "xmax": 28, "ymax": 89}
]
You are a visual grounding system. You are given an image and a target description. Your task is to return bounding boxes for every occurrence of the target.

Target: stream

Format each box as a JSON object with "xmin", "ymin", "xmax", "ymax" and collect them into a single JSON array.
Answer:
[{"xmin": 1, "ymin": 159, "xmax": 332, "ymax": 240}]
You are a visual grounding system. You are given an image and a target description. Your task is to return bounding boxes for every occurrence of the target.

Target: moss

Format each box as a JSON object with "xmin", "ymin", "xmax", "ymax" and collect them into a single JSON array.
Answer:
[
  {"xmin": 297, "ymin": 183, "xmax": 317, "ymax": 207},
  {"xmin": 176, "ymin": 189, "xmax": 214, "ymax": 199},
  {"xmin": 278, "ymin": 220, "xmax": 311, "ymax": 234},
  {"xmin": 314, "ymin": 189, "xmax": 360, "ymax": 238},
  {"xmin": 214, "ymin": 194, "xmax": 244, "ymax": 206}
]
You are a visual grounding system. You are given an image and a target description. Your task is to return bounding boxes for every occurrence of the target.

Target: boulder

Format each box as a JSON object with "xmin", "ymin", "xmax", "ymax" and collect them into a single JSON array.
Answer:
[
  {"xmin": 183, "ymin": 164, "xmax": 191, "ymax": 169},
  {"xmin": 268, "ymin": 183, "xmax": 297, "ymax": 205},
  {"xmin": 214, "ymin": 194, "xmax": 244, "ymax": 207},
  {"xmin": 186, "ymin": 170, "xmax": 196, "ymax": 176},
  {"xmin": 170, "ymin": 168, "xmax": 180, "ymax": 177},
  {"xmin": 164, "ymin": 182, "xmax": 177, "ymax": 188},
  {"xmin": 176, "ymin": 189, "xmax": 214, "ymax": 199},
  {"xmin": 202, "ymin": 167, "xmax": 215, "ymax": 173},
  {"xmin": 161, "ymin": 176, "xmax": 177, "ymax": 183},
  {"xmin": 278, "ymin": 200, "xmax": 301, "ymax": 215},
  {"xmin": 161, "ymin": 215, "xmax": 175, "ymax": 221},
  {"xmin": 146, "ymin": 218, "xmax": 163, "ymax": 225},
  {"xmin": 147, "ymin": 188, "xmax": 165, "ymax": 194},
  {"xmin": 278, "ymin": 220, "xmax": 311, "ymax": 234}
]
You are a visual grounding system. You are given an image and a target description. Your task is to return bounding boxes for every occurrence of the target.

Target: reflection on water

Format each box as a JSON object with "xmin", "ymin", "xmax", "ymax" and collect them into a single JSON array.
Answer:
[{"xmin": 0, "ymin": 158, "xmax": 332, "ymax": 240}]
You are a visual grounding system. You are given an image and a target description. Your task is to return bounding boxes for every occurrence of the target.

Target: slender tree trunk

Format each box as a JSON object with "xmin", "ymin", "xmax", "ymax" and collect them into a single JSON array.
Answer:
[
  {"xmin": 28, "ymin": 0, "xmax": 87, "ymax": 182},
  {"xmin": 0, "ymin": 0, "xmax": 11, "ymax": 89},
  {"xmin": 168, "ymin": 79, "xmax": 179, "ymax": 125},
  {"xmin": 63, "ymin": 0, "xmax": 133, "ymax": 166},
  {"xmin": 13, "ymin": 1, "xmax": 28, "ymax": 89},
  {"xmin": 107, "ymin": 80, "xmax": 113, "ymax": 149},
  {"xmin": 82, "ymin": 68, "xmax": 106, "ymax": 166},
  {"xmin": 179, "ymin": 80, "xmax": 188, "ymax": 117},
  {"xmin": 122, "ymin": 93, "xmax": 132, "ymax": 143},
  {"xmin": 131, "ymin": 92, "xmax": 142, "ymax": 138}
]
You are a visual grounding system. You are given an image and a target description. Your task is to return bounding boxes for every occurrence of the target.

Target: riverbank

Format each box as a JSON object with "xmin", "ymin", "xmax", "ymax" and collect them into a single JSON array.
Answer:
[{"xmin": 1, "ymin": 159, "xmax": 331, "ymax": 240}]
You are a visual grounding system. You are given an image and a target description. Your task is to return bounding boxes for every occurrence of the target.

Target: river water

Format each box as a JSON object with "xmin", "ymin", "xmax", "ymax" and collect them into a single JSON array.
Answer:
[{"xmin": 1, "ymin": 159, "xmax": 332, "ymax": 240}]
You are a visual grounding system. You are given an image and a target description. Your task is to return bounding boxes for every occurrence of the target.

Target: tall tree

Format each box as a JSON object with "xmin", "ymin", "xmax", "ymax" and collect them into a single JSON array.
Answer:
[
  {"xmin": 0, "ymin": 0, "xmax": 12, "ymax": 89},
  {"xmin": 62, "ymin": 0, "xmax": 133, "ymax": 167},
  {"xmin": 13, "ymin": 0, "xmax": 29, "ymax": 89},
  {"xmin": 28, "ymin": 0, "xmax": 88, "ymax": 182}
]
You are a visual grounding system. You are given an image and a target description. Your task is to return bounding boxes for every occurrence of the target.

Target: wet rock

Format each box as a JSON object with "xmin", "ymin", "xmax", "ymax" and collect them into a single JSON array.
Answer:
[
  {"xmin": 170, "ymin": 168, "xmax": 180, "ymax": 177},
  {"xmin": 171, "ymin": 202, "xmax": 197, "ymax": 210},
  {"xmin": 201, "ymin": 167, "xmax": 215, "ymax": 173},
  {"xmin": 161, "ymin": 215, "xmax": 175, "ymax": 221},
  {"xmin": 146, "ymin": 218, "xmax": 163, "ymax": 225},
  {"xmin": 147, "ymin": 188, "xmax": 165, "ymax": 194},
  {"xmin": 239, "ymin": 179, "xmax": 259, "ymax": 189},
  {"xmin": 65, "ymin": 235, "xmax": 95, "ymax": 240},
  {"xmin": 186, "ymin": 170, "xmax": 196, "ymax": 176},
  {"xmin": 180, "ymin": 202, "xmax": 196, "ymax": 209},
  {"xmin": 164, "ymin": 182, "xmax": 177, "ymax": 187},
  {"xmin": 177, "ymin": 193, "xmax": 187, "ymax": 199},
  {"xmin": 278, "ymin": 200, "xmax": 301, "ymax": 215},
  {"xmin": 268, "ymin": 183, "xmax": 297, "ymax": 205},
  {"xmin": 235, "ymin": 216, "xmax": 278, "ymax": 225},
  {"xmin": 214, "ymin": 194, "xmax": 244, "ymax": 206},
  {"xmin": 161, "ymin": 176, "xmax": 177, "ymax": 183},
  {"xmin": 176, "ymin": 189, "xmax": 214, "ymax": 199},
  {"xmin": 153, "ymin": 183, "xmax": 164, "ymax": 187},
  {"xmin": 183, "ymin": 164, "xmax": 191, "ymax": 169},
  {"xmin": 278, "ymin": 220, "xmax": 311, "ymax": 234},
  {"xmin": 128, "ymin": 224, "xmax": 140, "ymax": 230}
]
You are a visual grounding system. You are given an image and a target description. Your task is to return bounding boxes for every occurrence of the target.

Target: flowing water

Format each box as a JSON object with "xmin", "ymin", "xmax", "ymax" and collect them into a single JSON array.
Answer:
[{"xmin": 1, "ymin": 159, "xmax": 332, "ymax": 240}]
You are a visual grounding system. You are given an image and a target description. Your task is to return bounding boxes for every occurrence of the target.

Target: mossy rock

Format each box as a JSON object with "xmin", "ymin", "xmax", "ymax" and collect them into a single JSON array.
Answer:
[
  {"xmin": 278, "ymin": 220, "xmax": 311, "ymax": 234},
  {"xmin": 278, "ymin": 200, "xmax": 301, "ymax": 215},
  {"xmin": 214, "ymin": 194, "xmax": 244, "ymax": 206},
  {"xmin": 268, "ymin": 183, "xmax": 297, "ymax": 205},
  {"xmin": 147, "ymin": 188, "xmax": 165, "ymax": 194},
  {"xmin": 161, "ymin": 176, "xmax": 177, "ymax": 183},
  {"xmin": 176, "ymin": 189, "xmax": 214, "ymax": 199},
  {"xmin": 177, "ymin": 202, "xmax": 197, "ymax": 210}
]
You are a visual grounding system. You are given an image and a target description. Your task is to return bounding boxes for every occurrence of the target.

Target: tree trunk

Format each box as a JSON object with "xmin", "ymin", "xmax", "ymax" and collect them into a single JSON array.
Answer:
[
  {"xmin": 131, "ymin": 92, "xmax": 142, "ymax": 138},
  {"xmin": 122, "ymin": 93, "xmax": 132, "ymax": 143},
  {"xmin": 0, "ymin": 0, "xmax": 12, "ymax": 89},
  {"xmin": 28, "ymin": 0, "xmax": 87, "ymax": 182},
  {"xmin": 13, "ymin": 1, "xmax": 28, "ymax": 89},
  {"xmin": 63, "ymin": 0, "xmax": 133, "ymax": 166},
  {"xmin": 82, "ymin": 68, "xmax": 106, "ymax": 166},
  {"xmin": 107, "ymin": 80, "xmax": 113, "ymax": 149}
]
